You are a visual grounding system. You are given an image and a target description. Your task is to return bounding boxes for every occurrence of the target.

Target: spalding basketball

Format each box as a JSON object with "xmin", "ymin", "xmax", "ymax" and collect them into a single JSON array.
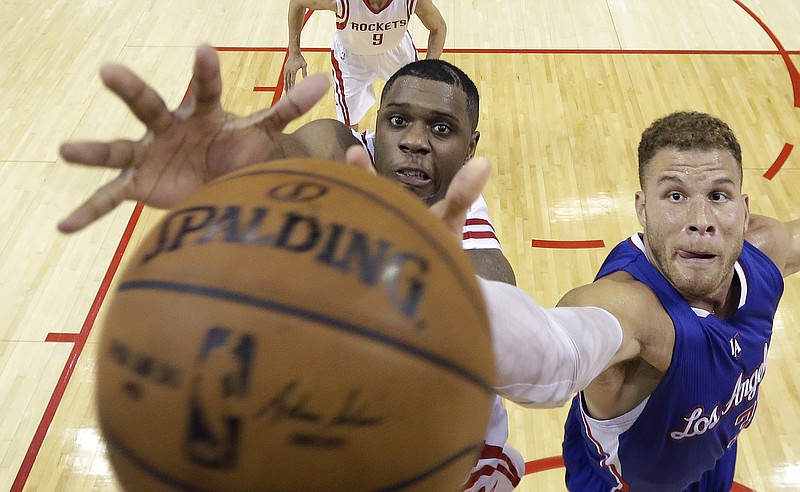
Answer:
[{"xmin": 96, "ymin": 159, "xmax": 495, "ymax": 491}]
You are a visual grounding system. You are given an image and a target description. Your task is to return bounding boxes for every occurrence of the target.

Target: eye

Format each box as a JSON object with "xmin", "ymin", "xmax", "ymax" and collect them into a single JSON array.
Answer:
[
  {"xmin": 668, "ymin": 192, "xmax": 684, "ymax": 202},
  {"xmin": 710, "ymin": 192, "xmax": 728, "ymax": 202},
  {"xmin": 432, "ymin": 123, "xmax": 452, "ymax": 135},
  {"xmin": 389, "ymin": 115, "xmax": 406, "ymax": 127}
]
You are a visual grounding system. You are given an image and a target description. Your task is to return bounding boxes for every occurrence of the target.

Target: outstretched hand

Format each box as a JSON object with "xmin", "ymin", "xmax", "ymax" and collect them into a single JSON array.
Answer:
[{"xmin": 58, "ymin": 44, "xmax": 330, "ymax": 233}]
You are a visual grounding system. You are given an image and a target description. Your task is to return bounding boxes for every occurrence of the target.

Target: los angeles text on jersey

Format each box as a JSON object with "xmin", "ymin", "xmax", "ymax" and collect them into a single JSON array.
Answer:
[
  {"xmin": 669, "ymin": 343, "xmax": 768, "ymax": 442},
  {"xmin": 350, "ymin": 19, "xmax": 407, "ymax": 31}
]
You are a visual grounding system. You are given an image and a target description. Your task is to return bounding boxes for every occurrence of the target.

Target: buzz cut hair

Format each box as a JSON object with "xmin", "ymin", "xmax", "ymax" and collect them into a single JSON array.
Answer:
[
  {"xmin": 638, "ymin": 111, "xmax": 743, "ymax": 187},
  {"xmin": 381, "ymin": 59, "xmax": 480, "ymax": 131}
]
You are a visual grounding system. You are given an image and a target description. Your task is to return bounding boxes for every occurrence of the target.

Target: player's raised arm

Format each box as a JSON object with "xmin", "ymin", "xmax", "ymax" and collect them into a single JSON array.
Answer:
[
  {"xmin": 284, "ymin": 0, "xmax": 337, "ymax": 90},
  {"xmin": 414, "ymin": 0, "xmax": 447, "ymax": 59},
  {"xmin": 58, "ymin": 44, "xmax": 330, "ymax": 234}
]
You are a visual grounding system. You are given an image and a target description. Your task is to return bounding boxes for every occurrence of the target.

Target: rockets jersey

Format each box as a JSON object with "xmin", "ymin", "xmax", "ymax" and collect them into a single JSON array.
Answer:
[
  {"xmin": 355, "ymin": 129, "xmax": 503, "ymax": 251},
  {"xmin": 562, "ymin": 233, "xmax": 784, "ymax": 491},
  {"xmin": 335, "ymin": 0, "xmax": 417, "ymax": 55}
]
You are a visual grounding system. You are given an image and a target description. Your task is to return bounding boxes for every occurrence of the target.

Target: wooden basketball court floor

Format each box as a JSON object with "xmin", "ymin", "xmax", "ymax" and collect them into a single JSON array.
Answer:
[{"xmin": 2, "ymin": 0, "xmax": 800, "ymax": 490}]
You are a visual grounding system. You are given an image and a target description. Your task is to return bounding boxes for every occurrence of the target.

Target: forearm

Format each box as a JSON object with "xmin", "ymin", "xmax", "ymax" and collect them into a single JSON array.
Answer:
[
  {"xmin": 287, "ymin": 0, "xmax": 306, "ymax": 53},
  {"xmin": 415, "ymin": 0, "xmax": 446, "ymax": 59},
  {"xmin": 425, "ymin": 26, "xmax": 446, "ymax": 59},
  {"xmin": 477, "ymin": 277, "xmax": 623, "ymax": 408}
]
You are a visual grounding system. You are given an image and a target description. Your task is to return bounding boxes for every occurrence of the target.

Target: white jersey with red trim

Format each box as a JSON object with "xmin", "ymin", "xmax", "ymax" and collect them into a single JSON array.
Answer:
[
  {"xmin": 335, "ymin": 0, "xmax": 417, "ymax": 55},
  {"xmin": 356, "ymin": 129, "xmax": 523, "ymax": 491}
]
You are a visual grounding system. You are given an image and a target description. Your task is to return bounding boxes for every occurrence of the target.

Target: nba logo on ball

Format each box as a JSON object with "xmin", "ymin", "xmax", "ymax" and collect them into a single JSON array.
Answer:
[
  {"xmin": 96, "ymin": 159, "xmax": 495, "ymax": 491},
  {"xmin": 186, "ymin": 327, "xmax": 255, "ymax": 468}
]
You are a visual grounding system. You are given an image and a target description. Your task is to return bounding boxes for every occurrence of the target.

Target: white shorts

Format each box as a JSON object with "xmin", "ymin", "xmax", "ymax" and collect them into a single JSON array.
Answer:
[{"xmin": 331, "ymin": 32, "xmax": 419, "ymax": 126}]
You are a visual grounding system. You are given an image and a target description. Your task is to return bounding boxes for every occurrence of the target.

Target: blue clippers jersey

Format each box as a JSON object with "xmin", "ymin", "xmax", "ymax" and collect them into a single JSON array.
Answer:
[{"xmin": 563, "ymin": 233, "xmax": 784, "ymax": 491}]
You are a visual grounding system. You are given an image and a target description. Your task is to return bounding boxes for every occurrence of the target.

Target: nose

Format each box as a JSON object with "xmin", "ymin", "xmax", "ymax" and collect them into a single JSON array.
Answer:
[
  {"xmin": 398, "ymin": 122, "xmax": 430, "ymax": 155},
  {"xmin": 686, "ymin": 199, "xmax": 715, "ymax": 235}
]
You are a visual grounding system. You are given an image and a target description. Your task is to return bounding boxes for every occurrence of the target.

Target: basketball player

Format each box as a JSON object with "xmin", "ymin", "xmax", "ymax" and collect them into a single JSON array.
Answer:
[
  {"xmin": 58, "ymin": 45, "xmax": 525, "ymax": 490},
  {"xmin": 549, "ymin": 111, "xmax": 800, "ymax": 491},
  {"xmin": 283, "ymin": 0, "xmax": 446, "ymax": 130}
]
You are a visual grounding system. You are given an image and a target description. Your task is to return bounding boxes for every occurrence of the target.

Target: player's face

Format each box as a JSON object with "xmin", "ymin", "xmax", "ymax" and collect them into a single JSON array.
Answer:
[
  {"xmin": 635, "ymin": 147, "xmax": 750, "ymax": 310},
  {"xmin": 373, "ymin": 76, "xmax": 479, "ymax": 205}
]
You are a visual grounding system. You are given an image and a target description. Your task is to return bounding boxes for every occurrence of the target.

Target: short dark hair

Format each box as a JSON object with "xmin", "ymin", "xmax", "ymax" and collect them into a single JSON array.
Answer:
[
  {"xmin": 381, "ymin": 59, "xmax": 480, "ymax": 131},
  {"xmin": 638, "ymin": 111, "xmax": 743, "ymax": 187}
]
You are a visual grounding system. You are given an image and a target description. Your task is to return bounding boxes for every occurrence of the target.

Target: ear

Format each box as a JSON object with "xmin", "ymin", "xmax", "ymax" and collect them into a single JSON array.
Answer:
[
  {"xmin": 742, "ymin": 194, "xmax": 750, "ymax": 231},
  {"xmin": 635, "ymin": 191, "xmax": 646, "ymax": 228},
  {"xmin": 466, "ymin": 131, "xmax": 480, "ymax": 160}
]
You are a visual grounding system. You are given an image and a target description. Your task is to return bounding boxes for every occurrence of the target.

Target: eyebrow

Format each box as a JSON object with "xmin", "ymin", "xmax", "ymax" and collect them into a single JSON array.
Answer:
[
  {"xmin": 383, "ymin": 102, "xmax": 460, "ymax": 122},
  {"xmin": 655, "ymin": 174, "xmax": 737, "ymax": 187}
]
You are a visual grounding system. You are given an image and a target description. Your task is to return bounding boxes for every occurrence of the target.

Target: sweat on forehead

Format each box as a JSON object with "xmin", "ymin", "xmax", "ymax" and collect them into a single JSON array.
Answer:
[
  {"xmin": 381, "ymin": 59, "xmax": 480, "ymax": 131},
  {"xmin": 637, "ymin": 111, "xmax": 743, "ymax": 186}
]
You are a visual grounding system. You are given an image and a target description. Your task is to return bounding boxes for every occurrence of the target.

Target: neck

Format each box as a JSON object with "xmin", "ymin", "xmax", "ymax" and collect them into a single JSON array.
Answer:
[{"xmin": 686, "ymin": 270, "xmax": 740, "ymax": 317}]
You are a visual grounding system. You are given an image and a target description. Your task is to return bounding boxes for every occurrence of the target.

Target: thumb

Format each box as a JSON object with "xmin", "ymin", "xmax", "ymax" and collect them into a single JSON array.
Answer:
[
  {"xmin": 345, "ymin": 145, "xmax": 375, "ymax": 173},
  {"xmin": 429, "ymin": 157, "xmax": 491, "ymax": 237}
]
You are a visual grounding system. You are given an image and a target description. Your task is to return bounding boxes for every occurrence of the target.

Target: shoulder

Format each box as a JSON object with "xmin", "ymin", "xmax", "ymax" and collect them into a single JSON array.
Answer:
[
  {"xmin": 745, "ymin": 214, "xmax": 796, "ymax": 276},
  {"xmin": 300, "ymin": 119, "xmax": 361, "ymax": 156}
]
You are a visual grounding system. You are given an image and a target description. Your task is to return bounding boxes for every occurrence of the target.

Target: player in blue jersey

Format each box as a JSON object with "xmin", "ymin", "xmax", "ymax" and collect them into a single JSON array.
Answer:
[{"xmin": 557, "ymin": 111, "xmax": 800, "ymax": 491}]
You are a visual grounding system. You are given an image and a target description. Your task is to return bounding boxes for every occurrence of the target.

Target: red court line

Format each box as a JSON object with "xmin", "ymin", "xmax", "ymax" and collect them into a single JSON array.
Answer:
[
  {"xmin": 220, "ymin": 46, "xmax": 800, "ymax": 55},
  {"xmin": 44, "ymin": 333, "xmax": 79, "ymax": 343},
  {"xmin": 733, "ymin": 0, "xmax": 800, "ymax": 107},
  {"xmin": 532, "ymin": 239, "xmax": 606, "ymax": 249},
  {"xmin": 764, "ymin": 143, "xmax": 793, "ymax": 180},
  {"xmin": 253, "ymin": 86, "xmax": 278, "ymax": 92},
  {"xmin": 524, "ymin": 456, "xmax": 754, "ymax": 491},
  {"xmin": 12, "ymin": 204, "xmax": 144, "ymax": 492},
  {"xmin": 219, "ymin": 46, "xmax": 330, "ymax": 53},
  {"xmin": 525, "ymin": 456, "xmax": 564, "ymax": 474},
  {"xmin": 444, "ymin": 48, "xmax": 800, "ymax": 55}
]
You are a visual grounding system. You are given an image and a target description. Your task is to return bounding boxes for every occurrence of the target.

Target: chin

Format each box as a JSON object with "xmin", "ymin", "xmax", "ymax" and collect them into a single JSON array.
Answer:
[{"xmin": 677, "ymin": 273, "xmax": 725, "ymax": 299}]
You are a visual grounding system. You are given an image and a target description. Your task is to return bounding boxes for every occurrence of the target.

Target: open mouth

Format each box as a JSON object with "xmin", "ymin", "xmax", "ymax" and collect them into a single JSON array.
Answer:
[
  {"xmin": 393, "ymin": 168, "xmax": 432, "ymax": 187},
  {"xmin": 678, "ymin": 250, "xmax": 717, "ymax": 261}
]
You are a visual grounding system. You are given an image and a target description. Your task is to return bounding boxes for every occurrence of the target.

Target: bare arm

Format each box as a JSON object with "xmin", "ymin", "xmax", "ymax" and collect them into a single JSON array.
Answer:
[
  {"xmin": 414, "ymin": 0, "xmax": 447, "ymax": 59},
  {"xmin": 267, "ymin": 118, "xmax": 360, "ymax": 162},
  {"xmin": 465, "ymin": 249, "xmax": 516, "ymax": 285},
  {"xmin": 746, "ymin": 214, "xmax": 800, "ymax": 277},
  {"xmin": 284, "ymin": 0, "xmax": 337, "ymax": 89}
]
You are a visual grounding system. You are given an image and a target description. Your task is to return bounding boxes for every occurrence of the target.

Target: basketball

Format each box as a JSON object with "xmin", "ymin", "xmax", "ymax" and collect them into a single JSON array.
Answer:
[{"xmin": 96, "ymin": 158, "xmax": 496, "ymax": 491}]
